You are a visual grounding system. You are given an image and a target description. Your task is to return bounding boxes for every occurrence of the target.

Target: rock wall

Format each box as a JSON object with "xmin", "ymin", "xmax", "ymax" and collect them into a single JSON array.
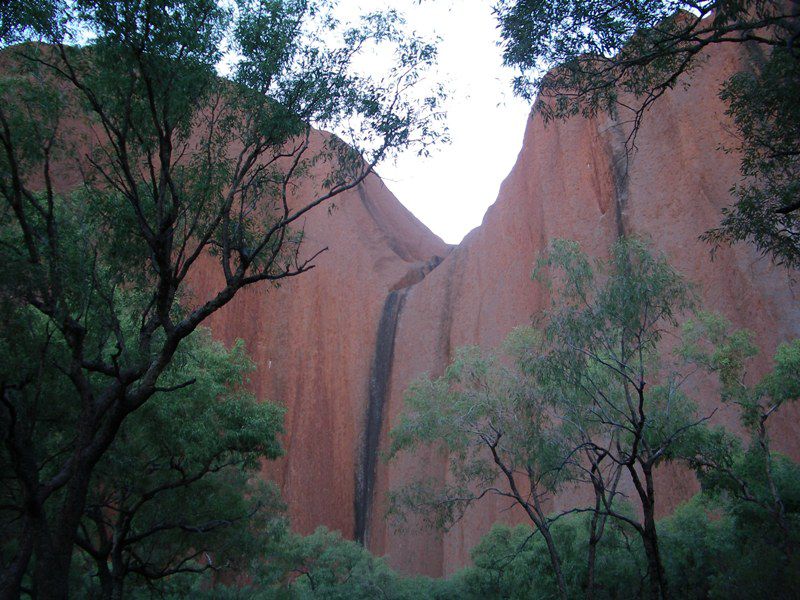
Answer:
[
  {"xmin": 194, "ymin": 41, "xmax": 798, "ymax": 574},
  {"xmin": 363, "ymin": 41, "xmax": 800, "ymax": 574},
  {"xmin": 190, "ymin": 167, "xmax": 450, "ymax": 540},
  {"xmin": 6, "ymin": 43, "xmax": 454, "ymax": 549},
  {"xmin": 15, "ymin": 36, "xmax": 798, "ymax": 581}
]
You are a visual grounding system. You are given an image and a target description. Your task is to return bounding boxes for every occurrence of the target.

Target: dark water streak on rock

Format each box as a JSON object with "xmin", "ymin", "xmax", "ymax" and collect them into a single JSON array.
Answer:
[{"xmin": 354, "ymin": 288, "xmax": 408, "ymax": 545}]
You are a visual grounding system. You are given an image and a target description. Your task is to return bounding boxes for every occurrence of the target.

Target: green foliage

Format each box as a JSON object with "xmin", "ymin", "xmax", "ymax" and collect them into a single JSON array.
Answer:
[
  {"xmin": 680, "ymin": 312, "xmax": 758, "ymax": 396},
  {"xmin": 529, "ymin": 237, "xmax": 702, "ymax": 471},
  {"xmin": 72, "ymin": 330, "xmax": 287, "ymax": 596},
  {"xmin": 238, "ymin": 488, "xmax": 797, "ymax": 599},
  {"xmin": 528, "ymin": 238, "xmax": 708, "ymax": 599},
  {"xmin": 387, "ymin": 342, "xmax": 568, "ymax": 531},
  {"xmin": 704, "ymin": 48, "xmax": 800, "ymax": 268},
  {"xmin": 457, "ymin": 491, "xmax": 800, "ymax": 600},
  {"xmin": 493, "ymin": 0, "xmax": 791, "ymax": 114},
  {"xmin": 759, "ymin": 339, "xmax": 800, "ymax": 407},
  {"xmin": 533, "ymin": 237, "xmax": 695, "ymax": 342},
  {"xmin": 0, "ymin": 0, "xmax": 446, "ymax": 594},
  {"xmin": 494, "ymin": 0, "xmax": 794, "ymax": 125},
  {"xmin": 0, "ymin": 0, "xmax": 61, "ymax": 46},
  {"xmin": 388, "ymin": 238, "xmax": 800, "ymax": 598},
  {"xmin": 680, "ymin": 313, "xmax": 800, "ymax": 429},
  {"xmin": 677, "ymin": 311, "xmax": 800, "ymax": 593},
  {"xmin": 658, "ymin": 493, "xmax": 800, "ymax": 599},
  {"xmin": 193, "ymin": 527, "xmax": 465, "ymax": 600},
  {"xmin": 0, "ymin": 317, "xmax": 288, "ymax": 595},
  {"xmin": 280, "ymin": 527, "xmax": 418, "ymax": 599},
  {"xmin": 462, "ymin": 517, "xmax": 644, "ymax": 600},
  {"xmin": 657, "ymin": 497, "xmax": 725, "ymax": 599},
  {"xmin": 389, "ymin": 238, "xmax": 712, "ymax": 599}
]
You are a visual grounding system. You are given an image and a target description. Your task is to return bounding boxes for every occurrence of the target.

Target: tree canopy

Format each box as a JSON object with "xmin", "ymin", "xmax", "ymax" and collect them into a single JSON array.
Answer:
[
  {"xmin": 388, "ymin": 237, "xmax": 800, "ymax": 599},
  {"xmin": 69, "ymin": 332, "xmax": 287, "ymax": 597},
  {"xmin": 0, "ymin": 1, "xmax": 445, "ymax": 597}
]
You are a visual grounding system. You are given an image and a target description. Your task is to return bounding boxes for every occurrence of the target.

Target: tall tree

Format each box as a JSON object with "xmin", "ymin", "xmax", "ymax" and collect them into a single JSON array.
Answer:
[
  {"xmin": 388, "ymin": 342, "xmax": 574, "ymax": 600},
  {"xmin": 0, "ymin": 1, "xmax": 445, "ymax": 597},
  {"xmin": 681, "ymin": 313, "xmax": 800, "ymax": 567},
  {"xmin": 389, "ymin": 239, "xmax": 716, "ymax": 600},
  {"xmin": 526, "ymin": 238, "xmax": 708, "ymax": 600},
  {"xmin": 69, "ymin": 331, "xmax": 286, "ymax": 598},
  {"xmin": 494, "ymin": 0, "xmax": 800, "ymax": 267}
]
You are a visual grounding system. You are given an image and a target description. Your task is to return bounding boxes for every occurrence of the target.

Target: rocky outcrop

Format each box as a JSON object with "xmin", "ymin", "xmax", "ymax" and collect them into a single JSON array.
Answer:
[
  {"xmin": 191, "ymin": 172, "xmax": 450, "ymax": 540},
  {"xmin": 3, "ymin": 43, "xmax": 455, "ymax": 555},
  {"xmin": 27, "ymin": 39, "xmax": 797, "ymax": 576},
  {"xmin": 361, "ymin": 42, "xmax": 800, "ymax": 574},
  {"xmin": 201, "ymin": 39, "xmax": 799, "ymax": 576}
]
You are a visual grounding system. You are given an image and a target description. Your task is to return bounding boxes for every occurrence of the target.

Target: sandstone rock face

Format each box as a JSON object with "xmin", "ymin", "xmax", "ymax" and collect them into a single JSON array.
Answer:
[
  {"xmin": 363, "ymin": 42, "xmax": 800, "ymax": 574},
  {"xmin": 188, "ymin": 41, "xmax": 798, "ymax": 574},
  {"xmin": 8, "ymin": 44, "xmax": 455, "ymax": 550},
  {"xmin": 189, "ymin": 169, "xmax": 450, "ymax": 540},
  {"xmin": 13, "ymin": 34, "xmax": 798, "ymax": 583}
]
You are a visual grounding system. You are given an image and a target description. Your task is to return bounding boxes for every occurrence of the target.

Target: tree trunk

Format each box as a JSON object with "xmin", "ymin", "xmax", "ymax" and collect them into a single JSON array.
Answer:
[
  {"xmin": 640, "ymin": 468, "xmax": 669, "ymax": 600},
  {"xmin": 108, "ymin": 543, "xmax": 126, "ymax": 600},
  {"xmin": 109, "ymin": 574, "xmax": 124, "ymax": 600},
  {"xmin": 1, "ymin": 407, "xmax": 41, "ymax": 599},
  {"xmin": 33, "ymin": 530, "xmax": 72, "ymax": 600},
  {"xmin": 0, "ymin": 525, "xmax": 33, "ymax": 600},
  {"xmin": 492, "ymin": 441, "xmax": 568, "ymax": 600},
  {"xmin": 97, "ymin": 561, "xmax": 114, "ymax": 600},
  {"xmin": 538, "ymin": 522, "xmax": 569, "ymax": 600},
  {"xmin": 33, "ymin": 465, "xmax": 94, "ymax": 599},
  {"xmin": 586, "ymin": 507, "xmax": 600, "ymax": 600},
  {"xmin": 759, "ymin": 419, "xmax": 795, "ymax": 561},
  {"xmin": 530, "ymin": 491, "xmax": 567, "ymax": 600},
  {"xmin": 641, "ymin": 523, "xmax": 668, "ymax": 600}
]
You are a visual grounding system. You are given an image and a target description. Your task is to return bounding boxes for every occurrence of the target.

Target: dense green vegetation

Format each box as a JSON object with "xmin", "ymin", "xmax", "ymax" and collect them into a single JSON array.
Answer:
[
  {"xmin": 1, "ymin": 0, "xmax": 797, "ymax": 598},
  {"xmin": 69, "ymin": 332, "xmax": 287, "ymax": 597},
  {"xmin": 388, "ymin": 238, "xmax": 800, "ymax": 600},
  {"xmin": 44, "ymin": 234, "xmax": 793, "ymax": 600},
  {"xmin": 0, "ymin": 0, "xmax": 444, "ymax": 597}
]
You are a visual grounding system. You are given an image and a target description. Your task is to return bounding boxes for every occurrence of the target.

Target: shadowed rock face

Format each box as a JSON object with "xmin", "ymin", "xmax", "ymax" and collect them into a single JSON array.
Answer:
[
  {"xmin": 353, "ymin": 255, "xmax": 445, "ymax": 544},
  {"xmin": 0, "ymin": 44, "xmax": 451, "ymax": 552},
  {"xmin": 191, "ymin": 174, "xmax": 451, "ymax": 542}
]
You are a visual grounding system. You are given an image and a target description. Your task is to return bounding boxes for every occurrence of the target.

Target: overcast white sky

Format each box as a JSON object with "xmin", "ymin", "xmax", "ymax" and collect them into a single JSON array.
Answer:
[{"xmin": 336, "ymin": 1, "xmax": 532, "ymax": 244}]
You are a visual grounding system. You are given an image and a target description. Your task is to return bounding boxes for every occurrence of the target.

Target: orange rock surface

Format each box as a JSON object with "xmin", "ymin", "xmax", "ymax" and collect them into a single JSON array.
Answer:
[
  {"xmin": 191, "ymin": 40, "xmax": 800, "ymax": 574},
  {"xmin": 363, "ymin": 41, "xmax": 800, "ymax": 574},
  {"xmin": 21, "ymin": 39, "xmax": 798, "ymax": 576},
  {"xmin": 189, "ymin": 168, "xmax": 450, "ymax": 541}
]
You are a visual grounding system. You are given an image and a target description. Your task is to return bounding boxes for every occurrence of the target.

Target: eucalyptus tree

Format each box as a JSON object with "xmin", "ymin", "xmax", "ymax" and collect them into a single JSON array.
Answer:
[
  {"xmin": 526, "ymin": 238, "xmax": 712, "ymax": 600},
  {"xmin": 680, "ymin": 313, "xmax": 800, "ymax": 567},
  {"xmin": 69, "ymin": 332, "xmax": 286, "ymax": 598},
  {"xmin": 388, "ymin": 343, "xmax": 575, "ymax": 600},
  {"xmin": 389, "ymin": 239, "xmax": 716, "ymax": 600},
  {"xmin": 494, "ymin": 0, "xmax": 800, "ymax": 268},
  {"xmin": 462, "ymin": 517, "xmax": 646, "ymax": 600},
  {"xmin": 0, "ymin": 0, "xmax": 445, "ymax": 597}
]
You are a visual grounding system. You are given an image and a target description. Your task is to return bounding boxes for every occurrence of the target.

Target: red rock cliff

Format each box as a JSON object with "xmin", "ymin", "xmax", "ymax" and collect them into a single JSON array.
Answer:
[
  {"xmin": 190, "ymin": 167, "xmax": 450, "ymax": 540},
  {"xmin": 174, "ymin": 41, "xmax": 800, "ymax": 574},
  {"xmin": 361, "ymin": 42, "xmax": 799, "ymax": 574}
]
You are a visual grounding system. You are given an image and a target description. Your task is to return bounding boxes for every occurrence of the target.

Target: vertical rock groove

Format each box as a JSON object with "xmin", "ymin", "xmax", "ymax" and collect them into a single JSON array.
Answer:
[
  {"xmin": 354, "ymin": 288, "xmax": 408, "ymax": 545},
  {"xmin": 603, "ymin": 112, "xmax": 631, "ymax": 239}
]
